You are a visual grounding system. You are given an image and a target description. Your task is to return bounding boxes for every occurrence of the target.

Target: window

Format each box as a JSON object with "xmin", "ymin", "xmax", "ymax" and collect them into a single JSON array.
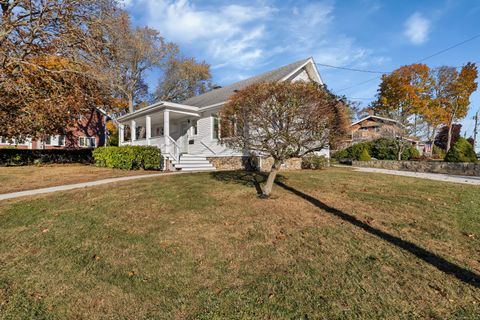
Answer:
[
  {"xmin": 44, "ymin": 136, "xmax": 52, "ymax": 145},
  {"xmin": 78, "ymin": 136, "xmax": 96, "ymax": 148},
  {"xmin": 58, "ymin": 135, "xmax": 65, "ymax": 146},
  {"xmin": 212, "ymin": 114, "xmax": 219, "ymax": 139},
  {"xmin": 191, "ymin": 119, "xmax": 198, "ymax": 135},
  {"xmin": 0, "ymin": 137, "xmax": 6, "ymax": 144}
]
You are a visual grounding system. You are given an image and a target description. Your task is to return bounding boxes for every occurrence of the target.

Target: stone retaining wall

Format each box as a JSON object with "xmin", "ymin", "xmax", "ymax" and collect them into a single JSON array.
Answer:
[{"xmin": 352, "ymin": 160, "xmax": 480, "ymax": 176}]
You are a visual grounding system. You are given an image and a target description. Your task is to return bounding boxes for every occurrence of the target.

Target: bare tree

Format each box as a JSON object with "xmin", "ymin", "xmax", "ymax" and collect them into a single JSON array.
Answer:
[
  {"xmin": 108, "ymin": 13, "xmax": 177, "ymax": 113},
  {"xmin": 155, "ymin": 56, "xmax": 212, "ymax": 103},
  {"xmin": 220, "ymin": 82, "xmax": 349, "ymax": 197}
]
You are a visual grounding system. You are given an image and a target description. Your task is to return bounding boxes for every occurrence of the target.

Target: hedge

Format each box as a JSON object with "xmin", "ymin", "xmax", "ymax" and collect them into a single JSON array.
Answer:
[
  {"xmin": 93, "ymin": 146, "xmax": 162, "ymax": 170},
  {"xmin": 0, "ymin": 148, "xmax": 93, "ymax": 166},
  {"xmin": 333, "ymin": 138, "xmax": 419, "ymax": 161}
]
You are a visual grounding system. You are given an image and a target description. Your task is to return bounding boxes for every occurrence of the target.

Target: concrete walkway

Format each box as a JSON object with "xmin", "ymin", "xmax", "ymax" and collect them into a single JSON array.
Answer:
[
  {"xmin": 0, "ymin": 172, "xmax": 181, "ymax": 201},
  {"xmin": 353, "ymin": 167, "xmax": 480, "ymax": 185}
]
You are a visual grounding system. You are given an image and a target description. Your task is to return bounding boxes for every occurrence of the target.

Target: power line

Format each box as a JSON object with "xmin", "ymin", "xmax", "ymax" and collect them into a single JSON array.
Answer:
[
  {"xmin": 315, "ymin": 63, "xmax": 389, "ymax": 74},
  {"xmin": 418, "ymin": 33, "xmax": 480, "ymax": 62},
  {"xmin": 334, "ymin": 33, "xmax": 480, "ymax": 93}
]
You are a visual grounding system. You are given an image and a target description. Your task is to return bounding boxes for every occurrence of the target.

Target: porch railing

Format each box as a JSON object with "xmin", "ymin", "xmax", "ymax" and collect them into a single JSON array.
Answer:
[{"xmin": 166, "ymin": 135, "xmax": 181, "ymax": 162}]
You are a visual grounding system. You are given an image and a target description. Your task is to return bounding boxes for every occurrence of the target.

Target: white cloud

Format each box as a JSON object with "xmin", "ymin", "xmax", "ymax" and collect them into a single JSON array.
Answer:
[
  {"xmin": 125, "ymin": 0, "xmax": 389, "ymax": 88},
  {"xmin": 126, "ymin": 0, "xmax": 273, "ymax": 68},
  {"xmin": 404, "ymin": 12, "xmax": 431, "ymax": 45}
]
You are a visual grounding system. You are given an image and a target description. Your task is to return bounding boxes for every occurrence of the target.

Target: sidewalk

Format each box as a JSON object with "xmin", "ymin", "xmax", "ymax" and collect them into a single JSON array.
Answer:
[
  {"xmin": 0, "ymin": 172, "xmax": 180, "ymax": 201},
  {"xmin": 353, "ymin": 167, "xmax": 480, "ymax": 185}
]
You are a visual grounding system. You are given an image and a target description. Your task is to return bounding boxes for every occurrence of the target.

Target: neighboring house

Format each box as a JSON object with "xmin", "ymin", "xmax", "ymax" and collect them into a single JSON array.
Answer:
[
  {"xmin": 117, "ymin": 57, "xmax": 328, "ymax": 171},
  {"xmin": 348, "ymin": 114, "xmax": 404, "ymax": 145},
  {"xmin": 346, "ymin": 113, "xmax": 425, "ymax": 154},
  {"xmin": 0, "ymin": 107, "xmax": 108, "ymax": 150}
]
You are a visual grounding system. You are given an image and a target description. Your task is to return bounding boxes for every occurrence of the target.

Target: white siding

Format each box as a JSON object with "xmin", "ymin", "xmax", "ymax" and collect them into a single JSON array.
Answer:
[
  {"xmin": 187, "ymin": 107, "xmax": 242, "ymax": 156},
  {"xmin": 291, "ymin": 68, "xmax": 311, "ymax": 82}
]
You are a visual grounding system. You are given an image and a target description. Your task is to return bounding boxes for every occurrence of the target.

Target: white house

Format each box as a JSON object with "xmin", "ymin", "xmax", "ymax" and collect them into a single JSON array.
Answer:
[{"xmin": 117, "ymin": 57, "xmax": 327, "ymax": 171}]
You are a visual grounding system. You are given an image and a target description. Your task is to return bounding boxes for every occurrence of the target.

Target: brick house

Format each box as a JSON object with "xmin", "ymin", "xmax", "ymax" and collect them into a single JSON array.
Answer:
[{"xmin": 0, "ymin": 108, "xmax": 108, "ymax": 150}]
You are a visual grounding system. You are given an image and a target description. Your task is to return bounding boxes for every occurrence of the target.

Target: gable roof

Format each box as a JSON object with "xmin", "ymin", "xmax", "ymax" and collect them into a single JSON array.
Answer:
[
  {"xmin": 351, "ymin": 115, "xmax": 402, "ymax": 127},
  {"xmin": 182, "ymin": 57, "xmax": 320, "ymax": 108}
]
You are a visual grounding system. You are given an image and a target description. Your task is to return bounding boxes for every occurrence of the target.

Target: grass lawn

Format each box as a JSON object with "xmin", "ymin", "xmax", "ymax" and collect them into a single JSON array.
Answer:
[
  {"xmin": 0, "ymin": 167, "xmax": 479, "ymax": 319},
  {"xmin": 0, "ymin": 164, "xmax": 159, "ymax": 194}
]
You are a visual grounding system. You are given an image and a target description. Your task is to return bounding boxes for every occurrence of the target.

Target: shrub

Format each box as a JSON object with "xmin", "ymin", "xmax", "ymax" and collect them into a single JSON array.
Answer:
[
  {"xmin": 359, "ymin": 148, "xmax": 372, "ymax": 161},
  {"xmin": 302, "ymin": 154, "xmax": 329, "ymax": 169},
  {"xmin": 334, "ymin": 138, "xmax": 421, "ymax": 161},
  {"xmin": 333, "ymin": 141, "xmax": 371, "ymax": 161},
  {"xmin": 401, "ymin": 146, "xmax": 420, "ymax": 160},
  {"xmin": 432, "ymin": 144, "xmax": 446, "ymax": 160},
  {"xmin": 93, "ymin": 146, "xmax": 162, "ymax": 170},
  {"xmin": 444, "ymin": 138, "xmax": 477, "ymax": 163},
  {"xmin": 0, "ymin": 149, "xmax": 93, "ymax": 166}
]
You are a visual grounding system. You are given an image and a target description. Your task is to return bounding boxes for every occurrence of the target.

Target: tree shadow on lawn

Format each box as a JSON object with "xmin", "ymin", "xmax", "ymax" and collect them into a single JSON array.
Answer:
[{"xmin": 210, "ymin": 170, "xmax": 480, "ymax": 289}]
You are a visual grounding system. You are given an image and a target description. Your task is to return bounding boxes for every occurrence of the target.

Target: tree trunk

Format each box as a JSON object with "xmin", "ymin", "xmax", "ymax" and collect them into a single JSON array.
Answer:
[
  {"xmin": 128, "ymin": 94, "xmax": 134, "ymax": 113},
  {"xmin": 446, "ymin": 123, "xmax": 453, "ymax": 152},
  {"xmin": 262, "ymin": 160, "xmax": 281, "ymax": 197}
]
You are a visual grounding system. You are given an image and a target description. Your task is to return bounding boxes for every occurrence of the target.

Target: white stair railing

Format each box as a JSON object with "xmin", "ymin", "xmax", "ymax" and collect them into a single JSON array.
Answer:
[{"xmin": 167, "ymin": 136, "xmax": 181, "ymax": 162}]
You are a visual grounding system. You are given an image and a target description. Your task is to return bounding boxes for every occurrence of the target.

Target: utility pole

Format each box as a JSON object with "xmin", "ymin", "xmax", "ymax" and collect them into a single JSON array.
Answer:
[{"xmin": 473, "ymin": 110, "xmax": 479, "ymax": 152}]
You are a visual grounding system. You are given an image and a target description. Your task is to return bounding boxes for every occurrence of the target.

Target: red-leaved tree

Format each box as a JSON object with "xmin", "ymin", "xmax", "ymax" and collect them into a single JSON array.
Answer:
[{"xmin": 220, "ymin": 81, "xmax": 349, "ymax": 197}]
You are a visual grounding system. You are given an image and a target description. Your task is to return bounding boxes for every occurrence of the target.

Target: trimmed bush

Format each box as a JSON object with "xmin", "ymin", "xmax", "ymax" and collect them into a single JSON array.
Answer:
[
  {"xmin": 302, "ymin": 154, "xmax": 328, "ymax": 169},
  {"xmin": 0, "ymin": 149, "xmax": 93, "ymax": 166},
  {"xmin": 444, "ymin": 138, "xmax": 477, "ymax": 163},
  {"xmin": 93, "ymin": 146, "xmax": 162, "ymax": 170},
  {"xmin": 359, "ymin": 148, "xmax": 372, "ymax": 161}
]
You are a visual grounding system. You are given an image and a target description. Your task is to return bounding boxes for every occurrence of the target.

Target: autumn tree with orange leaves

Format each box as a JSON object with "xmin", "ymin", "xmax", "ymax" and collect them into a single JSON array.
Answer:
[
  {"xmin": 221, "ymin": 82, "xmax": 349, "ymax": 197},
  {"xmin": 374, "ymin": 62, "xmax": 477, "ymax": 154},
  {"xmin": 0, "ymin": 0, "xmax": 120, "ymax": 140}
]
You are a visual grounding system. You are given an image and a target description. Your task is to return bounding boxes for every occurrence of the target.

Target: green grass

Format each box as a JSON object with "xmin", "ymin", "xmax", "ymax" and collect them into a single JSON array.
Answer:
[{"xmin": 0, "ymin": 168, "xmax": 479, "ymax": 319}]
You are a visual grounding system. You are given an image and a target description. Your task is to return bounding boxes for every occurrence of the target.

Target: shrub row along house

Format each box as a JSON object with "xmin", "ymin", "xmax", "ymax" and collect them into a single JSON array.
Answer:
[
  {"xmin": 0, "ymin": 108, "xmax": 108, "ymax": 150},
  {"xmin": 117, "ymin": 58, "xmax": 329, "ymax": 171}
]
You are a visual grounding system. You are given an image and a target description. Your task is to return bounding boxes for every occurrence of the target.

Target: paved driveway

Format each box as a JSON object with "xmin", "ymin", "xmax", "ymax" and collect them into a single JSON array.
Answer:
[{"xmin": 353, "ymin": 167, "xmax": 480, "ymax": 185}]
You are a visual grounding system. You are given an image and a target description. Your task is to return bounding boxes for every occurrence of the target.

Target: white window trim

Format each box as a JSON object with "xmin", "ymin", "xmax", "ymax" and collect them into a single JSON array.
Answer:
[
  {"xmin": 211, "ymin": 114, "xmax": 219, "ymax": 140},
  {"xmin": 78, "ymin": 136, "xmax": 96, "ymax": 148}
]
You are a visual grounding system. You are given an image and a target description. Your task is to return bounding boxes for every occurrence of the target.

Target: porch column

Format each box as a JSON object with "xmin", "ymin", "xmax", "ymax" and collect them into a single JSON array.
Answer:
[
  {"xmin": 164, "ymin": 109, "xmax": 170, "ymax": 145},
  {"xmin": 119, "ymin": 124, "xmax": 125, "ymax": 145},
  {"xmin": 131, "ymin": 120, "xmax": 136, "ymax": 141},
  {"xmin": 146, "ymin": 115, "xmax": 152, "ymax": 145}
]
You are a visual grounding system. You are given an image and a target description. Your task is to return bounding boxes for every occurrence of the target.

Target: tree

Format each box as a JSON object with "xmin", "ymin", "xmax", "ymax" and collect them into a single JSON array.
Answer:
[
  {"xmin": 108, "ymin": 13, "xmax": 176, "ymax": 113},
  {"xmin": 155, "ymin": 56, "xmax": 212, "ymax": 102},
  {"xmin": 434, "ymin": 124, "xmax": 462, "ymax": 151},
  {"xmin": 435, "ymin": 63, "xmax": 478, "ymax": 151},
  {"xmin": 0, "ymin": 0, "xmax": 120, "ymax": 139},
  {"xmin": 373, "ymin": 64, "xmax": 432, "ymax": 160},
  {"xmin": 220, "ymin": 82, "xmax": 349, "ymax": 197}
]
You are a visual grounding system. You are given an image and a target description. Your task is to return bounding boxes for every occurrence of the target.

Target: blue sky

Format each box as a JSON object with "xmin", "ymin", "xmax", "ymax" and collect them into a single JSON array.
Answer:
[{"xmin": 123, "ymin": 0, "xmax": 480, "ymax": 148}]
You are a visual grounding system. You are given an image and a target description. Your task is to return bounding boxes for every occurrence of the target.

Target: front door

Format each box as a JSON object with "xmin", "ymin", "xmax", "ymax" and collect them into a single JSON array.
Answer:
[{"xmin": 179, "ymin": 121, "xmax": 189, "ymax": 153}]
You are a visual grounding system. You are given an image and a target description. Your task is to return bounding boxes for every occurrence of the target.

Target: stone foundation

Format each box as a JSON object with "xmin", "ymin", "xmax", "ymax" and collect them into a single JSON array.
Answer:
[
  {"xmin": 257, "ymin": 157, "xmax": 302, "ymax": 172},
  {"xmin": 206, "ymin": 156, "xmax": 303, "ymax": 171},
  {"xmin": 353, "ymin": 160, "xmax": 480, "ymax": 176},
  {"xmin": 206, "ymin": 156, "xmax": 254, "ymax": 171}
]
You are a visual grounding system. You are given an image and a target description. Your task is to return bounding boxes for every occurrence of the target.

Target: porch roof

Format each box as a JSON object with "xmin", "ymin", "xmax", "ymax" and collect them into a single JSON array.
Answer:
[{"xmin": 116, "ymin": 101, "xmax": 199, "ymax": 123}]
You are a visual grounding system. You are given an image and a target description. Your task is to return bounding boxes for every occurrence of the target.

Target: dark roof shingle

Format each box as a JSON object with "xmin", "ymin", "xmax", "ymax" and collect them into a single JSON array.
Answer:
[{"xmin": 182, "ymin": 58, "xmax": 310, "ymax": 108}]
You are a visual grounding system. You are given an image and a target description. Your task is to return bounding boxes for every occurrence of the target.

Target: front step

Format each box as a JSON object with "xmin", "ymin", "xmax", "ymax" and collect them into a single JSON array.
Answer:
[{"xmin": 171, "ymin": 154, "xmax": 216, "ymax": 171}]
